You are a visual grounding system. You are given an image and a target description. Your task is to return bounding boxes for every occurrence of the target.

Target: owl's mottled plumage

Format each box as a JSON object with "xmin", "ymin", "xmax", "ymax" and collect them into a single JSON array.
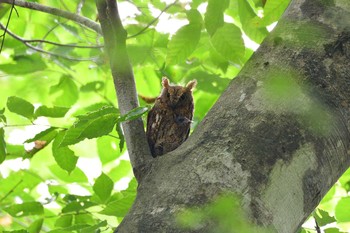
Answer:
[{"xmin": 146, "ymin": 78, "xmax": 197, "ymax": 157}]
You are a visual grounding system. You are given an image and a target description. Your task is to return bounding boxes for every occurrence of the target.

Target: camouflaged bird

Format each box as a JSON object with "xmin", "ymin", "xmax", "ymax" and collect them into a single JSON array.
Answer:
[{"xmin": 146, "ymin": 78, "xmax": 197, "ymax": 157}]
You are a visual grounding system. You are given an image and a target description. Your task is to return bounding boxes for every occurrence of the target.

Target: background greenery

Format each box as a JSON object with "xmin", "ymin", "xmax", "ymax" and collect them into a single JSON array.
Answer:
[{"xmin": 0, "ymin": 0, "xmax": 349, "ymax": 232}]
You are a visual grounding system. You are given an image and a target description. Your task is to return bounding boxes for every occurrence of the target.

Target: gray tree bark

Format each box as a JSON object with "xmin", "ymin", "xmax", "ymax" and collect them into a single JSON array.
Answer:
[{"xmin": 116, "ymin": 0, "xmax": 350, "ymax": 232}]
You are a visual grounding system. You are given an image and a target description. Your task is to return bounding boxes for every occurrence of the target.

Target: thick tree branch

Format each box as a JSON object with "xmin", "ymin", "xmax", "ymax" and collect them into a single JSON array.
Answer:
[
  {"xmin": 116, "ymin": 0, "xmax": 350, "ymax": 232},
  {"xmin": 95, "ymin": 0, "xmax": 152, "ymax": 181},
  {"xmin": 0, "ymin": 0, "xmax": 102, "ymax": 34}
]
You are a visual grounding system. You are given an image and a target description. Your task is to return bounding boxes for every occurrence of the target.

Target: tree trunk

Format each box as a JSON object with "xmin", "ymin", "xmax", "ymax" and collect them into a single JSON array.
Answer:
[{"xmin": 116, "ymin": 0, "xmax": 350, "ymax": 232}]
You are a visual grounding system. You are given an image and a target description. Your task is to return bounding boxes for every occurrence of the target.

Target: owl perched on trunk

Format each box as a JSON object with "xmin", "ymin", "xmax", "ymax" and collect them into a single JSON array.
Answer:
[{"xmin": 146, "ymin": 78, "xmax": 197, "ymax": 157}]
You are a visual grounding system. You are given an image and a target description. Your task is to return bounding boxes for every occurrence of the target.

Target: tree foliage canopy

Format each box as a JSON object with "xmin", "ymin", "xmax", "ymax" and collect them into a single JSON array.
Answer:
[{"xmin": 0, "ymin": 0, "xmax": 349, "ymax": 232}]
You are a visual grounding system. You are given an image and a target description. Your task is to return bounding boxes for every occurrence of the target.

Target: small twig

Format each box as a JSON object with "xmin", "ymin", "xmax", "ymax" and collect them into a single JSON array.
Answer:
[
  {"xmin": 0, "ymin": 23, "xmax": 99, "ymax": 62},
  {"xmin": 0, "ymin": 0, "xmax": 18, "ymax": 54},
  {"xmin": 76, "ymin": 0, "xmax": 85, "ymax": 15},
  {"xmin": 0, "ymin": 179, "xmax": 23, "ymax": 203},
  {"xmin": 314, "ymin": 217, "xmax": 321, "ymax": 233},
  {"xmin": 17, "ymin": 38, "xmax": 103, "ymax": 49},
  {"xmin": 127, "ymin": 0, "xmax": 179, "ymax": 38},
  {"xmin": 0, "ymin": 0, "xmax": 102, "ymax": 34}
]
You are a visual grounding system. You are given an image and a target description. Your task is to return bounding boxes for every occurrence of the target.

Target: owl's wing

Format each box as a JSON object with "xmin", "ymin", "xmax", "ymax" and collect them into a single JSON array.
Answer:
[{"xmin": 146, "ymin": 104, "xmax": 168, "ymax": 156}]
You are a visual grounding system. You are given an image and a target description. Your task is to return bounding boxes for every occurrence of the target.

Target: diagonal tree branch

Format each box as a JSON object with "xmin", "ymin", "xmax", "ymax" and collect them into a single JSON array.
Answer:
[
  {"xmin": 95, "ymin": 0, "xmax": 152, "ymax": 181},
  {"xmin": 0, "ymin": 0, "xmax": 102, "ymax": 34}
]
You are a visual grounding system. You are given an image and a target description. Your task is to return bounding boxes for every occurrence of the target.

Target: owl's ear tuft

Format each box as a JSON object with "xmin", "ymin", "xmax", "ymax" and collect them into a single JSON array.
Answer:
[
  {"xmin": 186, "ymin": 80, "xmax": 197, "ymax": 91},
  {"xmin": 162, "ymin": 77, "xmax": 170, "ymax": 88}
]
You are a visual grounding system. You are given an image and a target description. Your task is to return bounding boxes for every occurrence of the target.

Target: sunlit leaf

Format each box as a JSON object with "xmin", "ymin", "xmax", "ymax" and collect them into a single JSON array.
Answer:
[
  {"xmin": 166, "ymin": 23, "xmax": 202, "ymax": 65},
  {"xmin": 25, "ymin": 127, "xmax": 58, "ymax": 143},
  {"xmin": 118, "ymin": 106, "xmax": 149, "ymax": 122},
  {"xmin": 108, "ymin": 160, "xmax": 133, "ymax": 182},
  {"xmin": 28, "ymin": 218, "xmax": 44, "ymax": 233},
  {"xmin": 80, "ymin": 81, "xmax": 105, "ymax": 92},
  {"xmin": 4, "ymin": 202, "xmax": 44, "ymax": 217},
  {"xmin": 211, "ymin": 23, "xmax": 245, "ymax": 63},
  {"xmin": 52, "ymin": 131, "xmax": 78, "ymax": 174},
  {"xmin": 49, "ymin": 75, "xmax": 79, "ymax": 107},
  {"xmin": 60, "ymin": 106, "xmax": 119, "ymax": 147},
  {"xmin": 55, "ymin": 214, "xmax": 73, "ymax": 228},
  {"xmin": 0, "ymin": 54, "xmax": 47, "ymax": 75},
  {"xmin": 186, "ymin": 9, "xmax": 203, "ymax": 24},
  {"xmin": 0, "ymin": 127, "xmax": 6, "ymax": 164},
  {"xmin": 93, "ymin": 173, "xmax": 114, "ymax": 203},
  {"xmin": 204, "ymin": 0, "xmax": 229, "ymax": 35},
  {"xmin": 34, "ymin": 105, "xmax": 70, "ymax": 118},
  {"xmin": 62, "ymin": 201, "xmax": 97, "ymax": 213},
  {"xmin": 49, "ymin": 164, "xmax": 88, "ymax": 183},
  {"xmin": 7, "ymin": 96, "xmax": 34, "ymax": 120},
  {"xmin": 99, "ymin": 195, "xmax": 136, "ymax": 217},
  {"xmin": 0, "ymin": 107, "xmax": 6, "ymax": 123},
  {"xmin": 97, "ymin": 136, "xmax": 123, "ymax": 165},
  {"xmin": 335, "ymin": 197, "xmax": 350, "ymax": 222}
]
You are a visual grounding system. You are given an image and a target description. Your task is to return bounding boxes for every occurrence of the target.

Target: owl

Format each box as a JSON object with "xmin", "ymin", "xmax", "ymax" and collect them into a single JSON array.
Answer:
[{"xmin": 146, "ymin": 77, "xmax": 197, "ymax": 157}]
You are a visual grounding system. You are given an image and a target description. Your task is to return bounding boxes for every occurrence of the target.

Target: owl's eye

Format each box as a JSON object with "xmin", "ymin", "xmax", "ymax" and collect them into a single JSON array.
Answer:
[
  {"xmin": 179, "ymin": 94, "xmax": 185, "ymax": 101},
  {"xmin": 167, "ymin": 92, "xmax": 170, "ymax": 98}
]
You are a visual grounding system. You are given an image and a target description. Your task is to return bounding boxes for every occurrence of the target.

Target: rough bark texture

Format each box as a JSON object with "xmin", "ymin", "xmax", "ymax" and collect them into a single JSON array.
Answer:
[{"xmin": 117, "ymin": 0, "xmax": 350, "ymax": 232}]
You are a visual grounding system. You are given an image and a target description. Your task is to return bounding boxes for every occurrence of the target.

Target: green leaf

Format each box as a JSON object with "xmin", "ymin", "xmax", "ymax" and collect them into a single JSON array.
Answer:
[
  {"xmin": 74, "ymin": 213, "xmax": 95, "ymax": 225},
  {"xmin": 0, "ymin": 54, "xmax": 47, "ymax": 75},
  {"xmin": 93, "ymin": 173, "xmax": 114, "ymax": 203},
  {"xmin": 260, "ymin": 0, "xmax": 291, "ymax": 26},
  {"xmin": 0, "ymin": 107, "xmax": 6, "ymax": 123},
  {"xmin": 80, "ymin": 81, "xmax": 105, "ymax": 92},
  {"xmin": 108, "ymin": 160, "xmax": 133, "ymax": 182},
  {"xmin": 116, "ymin": 123, "xmax": 125, "ymax": 152},
  {"xmin": 238, "ymin": 0, "xmax": 268, "ymax": 43},
  {"xmin": 25, "ymin": 127, "xmax": 58, "ymax": 143},
  {"xmin": 52, "ymin": 131, "xmax": 78, "ymax": 173},
  {"xmin": 99, "ymin": 194, "xmax": 136, "ymax": 217},
  {"xmin": 49, "ymin": 164, "xmax": 88, "ymax": 183},
  {"xmin": 0, "ymin": 127, "xmax": 6, "ymax": 164},
  {"xmin": 335, "ymin": 196, "xmax": 350, "ymax": 222},
  {"xmin": 314, "ymin": 209, "xmax": 335, "ymax": 227},
  {"xmin": 186, "ymin": 9, "xmax": 203, "ymax": 24},
  {"xmin": 166, "ymin": 23, "xmax": 202, "ymax": 65},
  {"xmin": 55, "ymin": 214, "xmax": 73, "ymax": 228},
  {"xmin": 118, "ymin": 106, "xmax": 149, "ymax": 122},
  {"xmin": 97, "ymin": 136, "xmax": 123, "ymax": 165},
  {"xmin": 7, "ymin": 96, "xmax": 35, "ymax": 120},
  {"xmin": 3, "ymin": 230, "xmax": 28, "ymax": 233},
  {"xmin": 211, "ymin": 23, "xmax": 245, "ymax": 63},
  {"xmin": 76, "ymin": 220, "xmax": 107, "ymax": 233},
  {"xmin": 28, "ymin": 218, "xmax": 44, "ymax": 233},
  {"xmin": 204, "ymin": 0, "xmax": 229, "ymax": 35},
  {"xmin": 49, "ymin": 75, "xmax": 79, "ymax": 107},
  {"xmin": 60, "ymin": 106, "xmax": 119, "ymax": 147},
  {"xmin": 4, "ymin": 202, "xmax": 44, "ymax": 217},
  {"xmin": 62, "ymin": 201, "xmax": 97, "ymax": 213},
  {"xmin": 34, "ymin": 105, "xmax": 70, "ymax": 118},
  {"xmin": 5, "ymin": 143, "xmax": 25, "ymax": 159}
]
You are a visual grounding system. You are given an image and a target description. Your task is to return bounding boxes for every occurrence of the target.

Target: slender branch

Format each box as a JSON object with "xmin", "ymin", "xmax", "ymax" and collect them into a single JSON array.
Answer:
[
  {"xmin": 0, "ymin": 179, "xmax": 23, "ymax": 203},
  {"xmin": 17, "ymin": 38, "xmax": 103, "ymax": 49},
  {"xmin": 0, "ymin": 0, "xmax": 17, "ymax": 54},
  {"xmin": 127, "ymin": 0, "xmax": 179, "ymax": 39},
  {"xmin": 0, "ymin": 0, "xmax": 102, "ymax": 34},
  {"xmin": 0, "ymin": 23, "xmax": 99, "ymax": 62},
  {"xmin": 96, "ymin": 0, "xmax": 152, "ymax": 181}
]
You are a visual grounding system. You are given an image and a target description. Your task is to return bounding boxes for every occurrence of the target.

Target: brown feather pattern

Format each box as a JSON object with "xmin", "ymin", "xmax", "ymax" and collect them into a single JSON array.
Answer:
[{"xmin": 146, "ymin": 78, "xmax": 196, "ymax": 157}]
